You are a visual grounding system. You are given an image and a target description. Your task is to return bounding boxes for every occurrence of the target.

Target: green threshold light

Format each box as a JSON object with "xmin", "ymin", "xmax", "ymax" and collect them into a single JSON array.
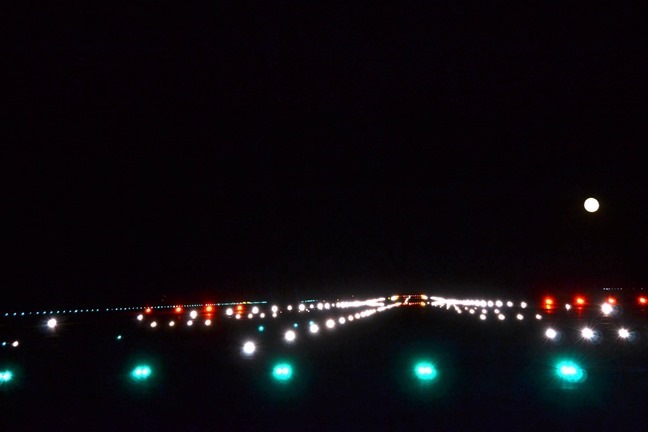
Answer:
[
  {"xmin": 131, "ymin": 365, "xmax": 152, "ymax": 381},
  {"xmin": 272, "ymin": 363, "xmax": 293, "ymax": 382},
  {"xmin": 414, "ymin": 362, "xmax": 438, "ymax": 381}
]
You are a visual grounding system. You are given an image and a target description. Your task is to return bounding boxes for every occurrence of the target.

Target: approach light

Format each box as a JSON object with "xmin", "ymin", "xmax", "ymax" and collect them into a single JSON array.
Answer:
[
  {"xmin": 618, "ymin": 328, "xmax": 630, "ymax": 339},
  {"xmin": 137, "ymin": 314, "xmax": 144, "ymax": 321},
  {"xmin": 606, "ymin": 297, "xmax": 616, "ymax": 305},
  {"xmin": 575, "ymin": 296, "xmax": 586, "ymax": 306},
  {"xmin": 190, "ymin": 310, "xmax": 198, "ymax": 319},
  {"xmin": 272, "ymin": 363, "xmax": 293, "ymax": 381},
  {"xmin": 252, "ymin": 306, "xmax": 259, "ymax": 314},
  {"xmin": 601, "ymin": 303, "xmax": 613, "ymax": 315},
  {"xmin": 226, "ymin": 308, "xmax": 234, "ymax": 316},
  {"xmin": 187, "ymin": 320, "xmax": 193, "ymax": 326},
  {"xmin": 11, "ymin": 341, "xmax": 19, "ymax": 348},
  {"xmin": 544, "ymin": 297, "xmax": 554, "ymax": 309},
  {"xmin": 638, "ymin": 296, "xmax": 647, "ymax": 305},
  {"xmin": 47, "ymin": 318, "xmax": 57, "ymax": 329},
  {"xmin": 204, "ymin": 319, "xmax": 212, "ymax": 326},
  {"xmin": 169, "ymin": 321, "xmax": 175, "ymax": 327},
  {"xmin": 175, "ymin": 307, "xmax": 183, "ymax": 313},
  {"xmin": 150, "ymin": 321, "xmax": 157, "ymax": 328},
  {"xmin": 205, "ymin": 305, "xmax": 213, "ymax": 313},
  {"xmin": 414, "ymin": 362, "xmax": 438, "ymax": 381},
  {"xmin": 310, "ymin": 324, "xmax": 320, "ymax": 334},
  {"xmin": 145, "ymin": 307, "xmax": 152, "ymax": 314},
  {"xmin": 326, "ymin": 319, "xmax": 335, "ymax": 329},
  {"xmin": 131, "ymin": 365, "xmax": 152, "ymax": 381}
]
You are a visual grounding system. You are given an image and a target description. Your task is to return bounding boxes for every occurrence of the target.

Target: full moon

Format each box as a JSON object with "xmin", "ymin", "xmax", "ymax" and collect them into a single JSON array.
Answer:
[{"xmin": 584, "ymin": 197, "xmax": 599, "ymax": 213}]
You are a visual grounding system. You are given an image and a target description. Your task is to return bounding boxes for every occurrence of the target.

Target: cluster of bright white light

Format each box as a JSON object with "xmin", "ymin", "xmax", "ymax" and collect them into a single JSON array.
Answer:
[{"xmin": 425, "ymin": 296, "xmax": 529, "ymax": 322}]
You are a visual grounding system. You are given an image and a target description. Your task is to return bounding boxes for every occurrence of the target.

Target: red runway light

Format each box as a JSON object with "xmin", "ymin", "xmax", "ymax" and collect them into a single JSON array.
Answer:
[
  {"xmin": 205, "ymin": 305, "xmax": 213, "ymax": 313},
  {"xmin": 639, "ymin": 296, "xmax": 647, "ymax": 305},
  {"xmin": 145, "ymin": 307, "xmax": 152, "ymax": 314},
  {"xmin": 175, "ymin": 307, "xmax": 183, "ymax": 313},
  {"xmin": 575, "ymin": 297, "xmax": 585, "ymax": 306},
  {"xmin": 606, "ymin": 296, "xmax": 616, "ymax": 305}
]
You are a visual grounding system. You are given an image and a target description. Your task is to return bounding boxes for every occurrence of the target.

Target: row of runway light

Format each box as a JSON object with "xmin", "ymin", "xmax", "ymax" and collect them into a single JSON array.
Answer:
[
  {"xmin": 419, "ymin": 296, "xmax": 646, "ymax": 346},
  {"xmin": 1, "ymin": 301, "xmax": 269, "ymax": 319},
  {"xmin": 240, "ymin": 300, "xmax": 401, "ymax": 355},
  {"xmin": 424, "ymin": 296, "xmax": 536, "ymax": 321},
  {"xmin": 544, "ymin": 326, "xmax": 639, "ymax": 343},
  {"xmin": 0, "ymin": 358, "xmax": 587, "ymax": 388}
]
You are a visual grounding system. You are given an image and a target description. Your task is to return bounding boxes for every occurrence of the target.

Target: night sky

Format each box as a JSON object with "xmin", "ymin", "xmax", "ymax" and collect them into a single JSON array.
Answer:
[{"xmin": 5, "ymin": 3, "xmax": 647, "ymax": 308}]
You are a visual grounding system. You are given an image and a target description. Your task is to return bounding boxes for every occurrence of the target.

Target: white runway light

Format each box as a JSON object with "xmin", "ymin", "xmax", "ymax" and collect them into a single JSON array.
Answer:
[
  {"xmin": 584, "ymin": 197, "xmax": 600, "ymax": 213},
  {"xmin": 47, "ymin": 318, "xmax": 57, "ymax": 329},
  {"xmin": 242, "ymin": 341, "xmax": 256, "ymax": 356},
  {"xmin": 284, "ymin": 330, "xmax": 296, "ymax": 343},
  {"xmin": 545, "ymin": 328, "xmax": 558, "ymax": 340}
]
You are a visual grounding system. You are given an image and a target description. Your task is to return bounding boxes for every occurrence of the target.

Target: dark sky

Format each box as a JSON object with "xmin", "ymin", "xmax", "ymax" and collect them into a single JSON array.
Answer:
[{"xmin": 4, "ymin": 3, "xmax": 647, "ymax": 308}]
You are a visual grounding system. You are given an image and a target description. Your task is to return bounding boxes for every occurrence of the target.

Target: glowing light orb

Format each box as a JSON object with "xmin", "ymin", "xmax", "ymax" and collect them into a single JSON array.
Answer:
[
  {"xmin": 545, "ymin": 328, "xmax": 558, "ymax": 339},
  {"xmin": 226, "ymin": 308, "xmax": 233, "ymax": 316},
  {"xmin": 169, "ymin": 321, "xmax": 175, "ymax": 327},
  {"xmin": 47, "ymin": 318, "xmax": 57, "ymax": 329},
  {"xmin": 325, "ymin": 319, "xmax": 335, "ymax": 329},
  {"xmin": 581, "ymin": 327, "xmax": 595, "ymax": 340},
  {"xmin": 204, "ymin": 319, "xmax": 212, "ymax": 326},
  {"xmin": 309, "ymin": 324, "xmax": 320, "ymax": 334},
  {"xmin": 187, "ymin": 320, "xmax": 193, "ymax": 326},
  {"xmin": 556, "ymin": 361, "xmax": 586, "ymax": 383},
  {"xmin": 584, "ymin": 197, "xmax": 599, "ymax": 213},
  {"xmin": 131, "ymin": 365, "xmax": 152, "ymax": 381},
  {"xmin": 284, "ymin": 330, "xmax": 296, "ymax": 342},
  {"xmin": 618, "ymin": 328, "xmax": 630, "ymax": 339},
  {"xmin": 150, "ymin": 321, "xmax": 157, "ymax": 328},
  {"xmin": 601, "ymin": 303, "xmax": 613, "ymax": 315},
  {"xmin": 414, "ymin": 362, "xmax": 438, "ymax": 381},
  {"xmin": 189, "ymin": 310, "xmax": 198, "ymax": 319},
  {"xmin": 272, "ymin": 363, "xmax": 293, "ymax": 381},
  {"xmin": 252, "ymin": 306, "xmax": 259, "ymax": 314},
  {"xmin": 137, "ymin": 314, "xmax": 144, "ymax": 321},
  {"xmin": 0, "ymin": 371, "xmax": 13, "ymax": 383},
  {"xmin": 242, "ymin": 341, "xmax": 256, "ymax": 356}
]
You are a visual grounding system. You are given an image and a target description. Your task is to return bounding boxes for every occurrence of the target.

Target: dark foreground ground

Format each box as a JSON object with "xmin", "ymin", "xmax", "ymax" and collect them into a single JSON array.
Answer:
[{"xmin": 1, "ymin": 305, "xmax": 647, "ymax": 431}]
